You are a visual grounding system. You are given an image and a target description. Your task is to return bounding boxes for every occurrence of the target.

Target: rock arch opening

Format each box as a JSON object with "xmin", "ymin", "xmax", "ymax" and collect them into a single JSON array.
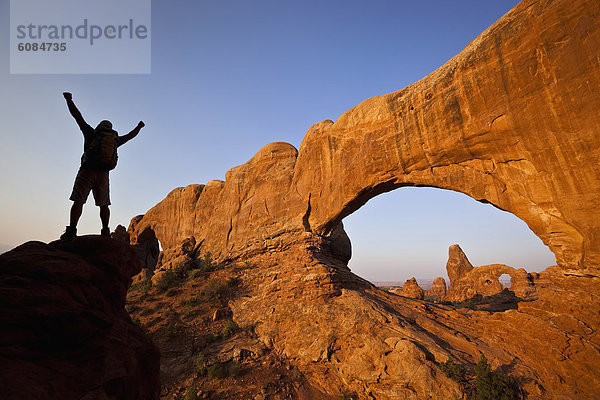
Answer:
[
  {"xmin": 341, "ymin": 186, "xmax": 556, "ymax": 284},
  {"xmin": 499, "ymin": 273, "xmax": 511, "ymax": 288}
]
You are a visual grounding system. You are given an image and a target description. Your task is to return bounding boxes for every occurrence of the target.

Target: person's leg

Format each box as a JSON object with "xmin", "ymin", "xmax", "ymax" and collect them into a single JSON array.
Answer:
[
  {"xmin": 62, "ymin": 168, "xmax": 92, "ymax": 239},
  {"xmin": 94, "ymin": 171, "xmax": 111, "ymax": 236},
  {"xmin": 70, "ymin": 201, "xmax": 84, "ymax": 227},
  {"xmin": 100, "ymin": 205, "xmax": 110, "ymax": 229},
  {"xmin": 60, "ymin": 201, "xmax": 82, "ymax": 239}
]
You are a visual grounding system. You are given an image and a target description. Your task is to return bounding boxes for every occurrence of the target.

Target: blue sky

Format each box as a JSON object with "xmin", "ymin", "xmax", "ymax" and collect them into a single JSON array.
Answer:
[{"xmin": 0, "ymin": 0, "xmax": 556, "ymax": 281}]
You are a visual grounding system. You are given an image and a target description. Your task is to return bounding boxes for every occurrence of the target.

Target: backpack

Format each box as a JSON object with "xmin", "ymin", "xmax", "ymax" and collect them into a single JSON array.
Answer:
[{"xmin": 83, "ymin": 130, "xmax": 118, "ymax": 171}]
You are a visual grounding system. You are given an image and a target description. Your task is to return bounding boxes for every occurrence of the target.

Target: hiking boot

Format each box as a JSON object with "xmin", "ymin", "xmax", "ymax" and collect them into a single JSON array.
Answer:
[
  {"xmin": 100, "ymin": 227, "xmax": 111, "ymax": 237},
  {"xmin": 60, "ymin": 226, "xmax": 77, "ymax": 240}
]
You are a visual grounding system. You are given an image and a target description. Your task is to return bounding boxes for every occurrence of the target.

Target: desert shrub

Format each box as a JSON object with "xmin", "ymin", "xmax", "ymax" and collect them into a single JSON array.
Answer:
[
  {"xmin": 200, "ymin": 279, "xmax": 231, "ymax": 301},
  {"xmin": 194, "ymin": 252, "xmax": 217, "ymax": 272},
  {"xmin": 203, "ymin": 252, "xmax": 215, "ymax": 270},
  {"xmin": 204, "ymin": 333, "xmax": 221, "ymax": 345},
  {"xmin": 439, "ymin": 359, "xmax": 468, "ymax": 383},
  {"xmin": 207, "ymin": 363, "xmax": 229, "ymax": 379},
  {"xmin": 230, "ymin": 363, "xmax": 243, "ymax": 377},
  {"xmin": 456, "ymin": 298, "xmax": 478, "ymax": 310},
  {"xmin": 165, "ymin": 287, "xmax": 181, "ymax": 297},
  {"xmin": 174, "ymin": 261, "xmax": 192, "ymax": 279},
  {"xmin": 195, "ymin": 353, "xmax": 207, "ymax": 376},
  {"xmin": 226, "ymin": 276, "xmax": 240, "ymax": 287},
  {"xmin": 186, "ymin": 295, "xmax": 202, "ymax": 307},
  {"xmin": 155, "ymin": 269, "xmax": 181, "ymax": 292},
  {"xmin": 183, "ymin": 385, "xmax": 198, "ymax": 400},
  {"xmin": 205, "ymin": 361, "xmax": 241, "ymax": 379},
  {"xmin": 130, "ymin": 279, "xmax": 152, "ymax": 294},
  {"xmin": 473, "ymin": 354, "xmax": 522, "ymax": 400},
  {"xmin": 189, "ymin": 269, "xmax": 204, "ymax": 279},
  {"xmin": 164, "ymin": 321, "xmax": 177, "ymax": 341},
  {"xmin": 222, "ymin": 320, "xmax": 238, "ymax": 338},
  {"xmin": 239, "ymin": 261, "xmax": 256, "ymax": 270}
]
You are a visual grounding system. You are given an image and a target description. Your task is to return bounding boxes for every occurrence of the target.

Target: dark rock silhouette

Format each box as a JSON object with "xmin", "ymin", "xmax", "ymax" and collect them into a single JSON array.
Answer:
[{"xmin": 0, "ymin": 236, "xmax": 159, "ymax": 400}]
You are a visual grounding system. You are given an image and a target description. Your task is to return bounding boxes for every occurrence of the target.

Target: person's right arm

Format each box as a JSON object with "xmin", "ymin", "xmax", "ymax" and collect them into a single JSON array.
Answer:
[{"xmin": 63, "ymin": 92, "xmax": 92, "ymax": 133}]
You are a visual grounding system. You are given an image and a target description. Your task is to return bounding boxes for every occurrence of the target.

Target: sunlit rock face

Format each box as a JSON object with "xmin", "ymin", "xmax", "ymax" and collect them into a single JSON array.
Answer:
[
  {"xmin": 401, "ymin": 277, "xmax": 425, "ymax": 299},
  {"xmin": 446, "ymin": 244, "xmax": 474, "ymax": 283},
  {"xmin": 425, "ymin": 277, "xmax": 447, "ymax": 299},
  {"xmin": 132, "ymin": 0, "xmax": 600, "ymax": 272},
  {"xmin": 126, "ymin": 0, "xmax": 600, "ymax": 398},
  {"xmin": 444, "ymin": 244, "xmax": 537, "ymax": 302}
]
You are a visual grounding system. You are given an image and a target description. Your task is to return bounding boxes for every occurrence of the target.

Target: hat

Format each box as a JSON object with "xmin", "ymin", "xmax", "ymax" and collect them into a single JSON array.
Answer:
[{"xmin": 95, "ymin": 120, "xmax": 116, "ymax": 132}]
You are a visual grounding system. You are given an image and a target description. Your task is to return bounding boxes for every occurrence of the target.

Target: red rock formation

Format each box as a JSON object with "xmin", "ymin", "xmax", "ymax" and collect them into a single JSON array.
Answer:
[
  {"xmin": 401, "ymin": 277, "xmax": 425, "ymax": 299},
  {"xmin": 446, "ymin": 244, "xmax": 474, "ymax": 283},
  {"xmin": 130, "ymin": 0, "xmax": 600, "ymax": 272},
  {"xmin": 445, "ymin": 245, "xmax": 536, "ymax": 302},
  {"xmin": 425, "ymin": 277, "xmax": 447, "ymax": 299},
  {"xmin": 124, "ymin": 0, "xmax": 600, "ymax": 398},
  {"xmin": 0, "ymin": 237, "xmax": 160, "ymax": 400},
  {"xmin": 292, "ymin": 0, "xmax": 600, "ymax": 270}
]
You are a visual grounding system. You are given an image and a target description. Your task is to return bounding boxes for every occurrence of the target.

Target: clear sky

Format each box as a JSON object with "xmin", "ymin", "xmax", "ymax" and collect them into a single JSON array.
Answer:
[{"xmin": 0, "ymin": 0, "xmax": 556, "ymax": 281}]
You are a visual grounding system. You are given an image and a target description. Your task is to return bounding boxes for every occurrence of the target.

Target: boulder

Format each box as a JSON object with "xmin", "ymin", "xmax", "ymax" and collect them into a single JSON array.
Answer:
[
  {"xmin": 112, "ymin": 224, "xmax": 130, "ymax": 243},
  {"xmin": 401, "ymin": 277, "xmax": 424, "ymax": 299},
  {"xmin": 425, "ymin": 277, "xmax": 447, "ymax": 299},
  {"xmin": 131, "ymin": 226, "xmax": 160, "ymax": 271}
]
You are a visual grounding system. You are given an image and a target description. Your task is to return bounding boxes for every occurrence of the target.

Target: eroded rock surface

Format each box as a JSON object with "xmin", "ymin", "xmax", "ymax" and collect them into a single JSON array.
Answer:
[
  {"xmin": 230, "ymin": 240, "xmax": 600, "ymax": 399},
  {"xmin": 0, "ymin": 237, "xmax": 160, "ymax": 400}
]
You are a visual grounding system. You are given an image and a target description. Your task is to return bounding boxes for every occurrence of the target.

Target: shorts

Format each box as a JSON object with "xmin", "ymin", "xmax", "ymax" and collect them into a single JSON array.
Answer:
[{"xmin": 69, "ymin": 167, "xmax": 111, "ymax": 206}]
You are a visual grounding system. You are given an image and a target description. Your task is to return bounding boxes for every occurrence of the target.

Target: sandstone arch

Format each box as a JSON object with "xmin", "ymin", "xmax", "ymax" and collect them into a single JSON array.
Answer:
[
  {"xmin": 130, "ymin": 0, "xmax": 600, "ymax": 272},
  {"xmin": 292, "ymin": 0, "xmax": 600, "ymax": 269}
]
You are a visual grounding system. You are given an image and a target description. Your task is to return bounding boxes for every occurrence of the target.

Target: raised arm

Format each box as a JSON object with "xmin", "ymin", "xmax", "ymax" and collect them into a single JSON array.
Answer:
[
  {"xmin": 63, "ymin": 92, "xmax": 91, "ymax": 132},
  {"xmin": 118, "ymin": 121, "xmax": 145, "ymax": 146}
]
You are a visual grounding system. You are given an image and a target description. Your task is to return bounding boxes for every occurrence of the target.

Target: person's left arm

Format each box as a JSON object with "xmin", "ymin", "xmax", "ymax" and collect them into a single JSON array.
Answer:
[{"xmin": 118, "ymin": 121, "xmax": 144, "ymax": 146}]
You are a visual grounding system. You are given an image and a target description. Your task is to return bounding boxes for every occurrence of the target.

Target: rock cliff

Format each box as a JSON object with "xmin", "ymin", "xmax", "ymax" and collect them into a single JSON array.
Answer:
[{"xmin": 0, "ymin": 237, "xmax": 160, "ymax": 400}]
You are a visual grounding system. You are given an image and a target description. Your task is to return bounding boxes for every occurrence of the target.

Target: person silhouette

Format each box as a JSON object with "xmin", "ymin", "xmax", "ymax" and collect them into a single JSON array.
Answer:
[{"xmin": 60, "ymin": 92, "xmax": 144, "ymax": 240}]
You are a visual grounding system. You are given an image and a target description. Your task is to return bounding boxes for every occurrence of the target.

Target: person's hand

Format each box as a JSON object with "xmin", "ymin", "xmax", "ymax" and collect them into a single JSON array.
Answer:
[
  {"xmin": 63, "ymin": 92, "xmax": 72, "ymax": 100},
  {"xmin": 137, "ymin": 121, "xmax": 145, "ymax": 128}
]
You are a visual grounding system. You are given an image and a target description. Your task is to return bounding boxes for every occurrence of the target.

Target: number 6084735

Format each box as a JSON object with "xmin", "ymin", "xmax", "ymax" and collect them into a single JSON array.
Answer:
[{"xmin": 18, "ymin": 42, "xmax": 67, "ymax": 51}]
